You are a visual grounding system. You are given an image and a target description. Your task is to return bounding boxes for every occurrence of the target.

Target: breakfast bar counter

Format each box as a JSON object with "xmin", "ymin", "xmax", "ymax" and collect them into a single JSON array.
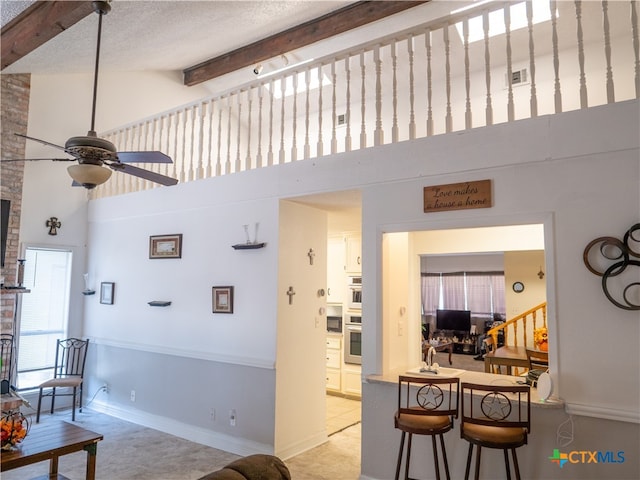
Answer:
[{"xmin": 366, "ymin": 367, "xmax": 564, "ymax": 409}]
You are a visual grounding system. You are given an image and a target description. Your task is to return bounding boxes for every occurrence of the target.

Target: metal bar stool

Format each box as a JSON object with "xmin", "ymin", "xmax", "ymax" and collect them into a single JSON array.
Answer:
[
  {"xmin": 460, "ymin": 382, "xmax": 531, "ymax": 480},
  {"xmin": 394, "ymin": 375, "xmax": 459, "ymax": 480}
]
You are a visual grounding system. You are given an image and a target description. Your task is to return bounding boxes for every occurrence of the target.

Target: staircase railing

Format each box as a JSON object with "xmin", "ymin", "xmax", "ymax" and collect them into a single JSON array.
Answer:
[
  {"xmin": 96, "ymin": 0, "xmax": 640, "ymax": 198},
  {"xmin": 487, "ymin": 302, "xmax": 547, "ymax": 349}
]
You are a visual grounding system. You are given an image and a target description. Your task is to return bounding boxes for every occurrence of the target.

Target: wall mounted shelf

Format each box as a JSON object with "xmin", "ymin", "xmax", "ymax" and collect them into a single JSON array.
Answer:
[
  {"xmin": 148, "ymin": 301, "xmax": 172, "ymax": 307},
  {"xmin": 232, "ymin": 243, "xmax": 266, "ymax": 250}
]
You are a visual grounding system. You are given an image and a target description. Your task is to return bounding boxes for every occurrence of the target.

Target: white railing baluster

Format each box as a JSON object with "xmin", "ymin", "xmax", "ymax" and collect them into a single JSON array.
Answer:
[
  {"xmin": 206, "ymin": 101, "xmax": 214, "ymax": 178},
  {"xmin": 291, "ymin": 73, "xmax": 298, "ymax": 162},
  {"xmin": 374, "ymin": 45, "xmax": 383, "ymax": 146},
  {"xmin": 391, "ymin": 40, "xmax": 399, "ymax": 143},
  {"xmin": 180, "ymin": 110, "xmax": 188, "ymax": 183},
  {"xmin": 226, "ymin": 96, "xmax": 232, "ymax": 174},
  {"xmin": 444, "ymin": 25, "xmax": 452, "ymax": 133},
  {"xmin": 575, "ymin": 0, "xmax": 588, "ymax": 108},
  {"xmin": 483, "ymin": 10, "xmax": 493, "ymax": 126},
  {"xmin": 345, "ymin": 57, "xmax": 352, "ymax": 152},
  {"xmin": 246, "ymin": 88, "xmax": 253, "ymax": 170},
  {"xmin": 463, "ymin": 18, "xmax": 472, "ymax": 129},
  {"xmin": 172, "ymin": 113, "xmax": 179, "ymax": 183},
  {"xmin": 551, "ymin": 0, "xmax": 563, "ymax": 113},
  {"xmin": 256, "ymin": 86, "xmax": 264, "ymax": 168},
  {"xmin": 331, "ymin": 61, "xmax": 338, "ymax": 154},
  {"xmin": 425, "ymin": 28, "xmax": 434, "ymax": 136},
  {"xmin": 305, "ymin": 68, "xmax": 311, "ymax": 159},
  {"xmin": 236, "ymin": 92, "xmax": 242, "ymax": 172},
  {"xmin": 602, "ymin": 0, "xmax": 615, "ymax": 103},
  {"xmin": 279, "ymin": 79, "xmax": 286, "ymax": 164},
  {"xmin": 360, "ymin": 52, "xmax": 367, "ymax": 149},
  {"xmin": 267, "ymin": 80, "xmax": 274, "ymax": 166},
  {"xmin": 317, "ymin": 64, "xmax": 324, "ymax": 157},
  {"xmin": 505, "ymin": 3, "xmax": 514, "ymax": 122},
  {"xmin": 197, "ymin": 103, "xmax": 205, "ymax": 179},
  {"xmin": 216, "ymin": 98, "xmax": 222, "ymax": 176},
  {"xmin": 526, "ymin": 1, "xmax": 538, "ymax": 117},
  {"xmin": 407, "ymin": 35, "xmax": 416, "ymax": 139}
]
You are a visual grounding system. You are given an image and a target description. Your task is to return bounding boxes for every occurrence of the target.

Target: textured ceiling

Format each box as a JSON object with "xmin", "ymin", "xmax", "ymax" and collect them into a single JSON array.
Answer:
[{"xmin": 1, "ymin": 1, "xmax": 355, "ymax": 75}]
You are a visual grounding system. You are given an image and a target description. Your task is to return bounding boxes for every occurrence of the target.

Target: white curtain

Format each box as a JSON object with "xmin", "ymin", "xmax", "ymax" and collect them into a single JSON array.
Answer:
[{"xmin": 441, "ymin": 275, "xmax": 466, "ymax": 310}]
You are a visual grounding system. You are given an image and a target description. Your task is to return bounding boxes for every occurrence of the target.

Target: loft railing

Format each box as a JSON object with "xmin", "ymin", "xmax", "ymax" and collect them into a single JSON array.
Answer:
[
  {"xmin": 97, "ymin": 0, "xmax": 640, "ymax": 198},
  {"xmin": 487, "ymin": 301, "xmax": 547, "ymax": 349}
]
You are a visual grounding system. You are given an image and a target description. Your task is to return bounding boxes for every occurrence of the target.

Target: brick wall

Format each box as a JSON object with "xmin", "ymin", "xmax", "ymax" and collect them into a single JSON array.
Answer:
[{"xmin": 1, "ymin": 74, "xmax": 30, "ymax": 336}]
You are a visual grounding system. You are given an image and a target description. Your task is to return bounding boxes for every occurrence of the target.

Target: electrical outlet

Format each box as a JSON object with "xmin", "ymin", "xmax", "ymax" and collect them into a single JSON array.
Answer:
[
  {"xmin": 210, "ymin": 408, "xmax": 216, "ymax": 422},
  {"xmin": 102, "ymin": 383, "xmax": 109, "ymax": 394},
  {"xmin": 229, "ymin": 409, "xmax": 236, "ymax": 426},
  {"xmin": 130, "ymin": 390, "xmax": 136, "ymax": 402}
]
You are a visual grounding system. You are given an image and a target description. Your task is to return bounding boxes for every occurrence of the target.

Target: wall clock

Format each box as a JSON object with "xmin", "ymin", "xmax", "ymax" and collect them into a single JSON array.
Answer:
[{"xmin": 512, "ymin": 281, "xmax": 525, "ymax": 293}]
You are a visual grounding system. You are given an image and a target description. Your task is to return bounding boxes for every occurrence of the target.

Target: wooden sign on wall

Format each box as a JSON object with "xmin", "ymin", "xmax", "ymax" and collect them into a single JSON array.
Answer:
[{"xmin": 423, "ymin": 179, "xmax": 493, "ymax": 213}]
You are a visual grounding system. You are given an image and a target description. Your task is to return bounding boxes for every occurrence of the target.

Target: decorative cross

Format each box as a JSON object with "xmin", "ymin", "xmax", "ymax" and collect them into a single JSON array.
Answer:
[
  {"xmin": 307, "ymin": 248, "xmax": 315, "ymax": 265},
  {"xmin": 46, "ymin": 217, "xmax": 61, "ymax": 235},
  {"xmin": 286, "ymin": 286, "xmax": 296, "ymax": 305}
]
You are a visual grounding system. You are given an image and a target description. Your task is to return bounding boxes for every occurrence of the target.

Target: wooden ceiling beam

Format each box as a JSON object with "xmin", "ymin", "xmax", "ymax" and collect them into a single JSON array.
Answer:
[
  {"xmin": 1, "ymin": 1, "xmax": 95, "ymax": 71},
  {"xmin": 183, "ymin": 0, "xmax": 428, "ymax": 86}
]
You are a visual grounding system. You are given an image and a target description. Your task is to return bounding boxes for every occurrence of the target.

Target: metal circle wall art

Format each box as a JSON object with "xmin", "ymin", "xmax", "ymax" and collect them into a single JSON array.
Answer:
[{"xmin": 583, "ymin": 223, "xmax": 640, "ymax": 310}]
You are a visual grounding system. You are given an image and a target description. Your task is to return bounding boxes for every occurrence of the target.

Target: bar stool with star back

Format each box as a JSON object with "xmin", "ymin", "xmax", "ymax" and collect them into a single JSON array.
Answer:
[
  {"xmin": 460, "ymin": 382, "xmax": 531, "ymax": 480},
  {"xmin": 36, "ymin": 338, "xmax": 89, "ymax": 423},
  {"xmin": 394, "ymin": 375, "xmax": 460, "ymax": 480}
]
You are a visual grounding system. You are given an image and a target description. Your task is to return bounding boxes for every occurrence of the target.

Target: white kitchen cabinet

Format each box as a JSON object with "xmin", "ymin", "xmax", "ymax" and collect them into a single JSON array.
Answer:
[
  {"xmin": 326, "ymin": 335, "xmax": 342, "ymax": 393},
  {"xmin": 327, "ymin": 236, "xmax": 346, "ymax": 303},
  {"xmin": 345, "ymin": 235, "xmax": 362, "ymax": 273},
  {"xmin": 342, "ymin": 365, "xmax": 362, "ymax": 397}
]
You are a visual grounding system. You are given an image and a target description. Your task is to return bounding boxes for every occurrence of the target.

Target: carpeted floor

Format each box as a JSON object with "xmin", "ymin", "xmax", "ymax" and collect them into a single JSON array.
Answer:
[{"xmin": 1, "ymin": 408, "xmax": 361, "ymax": 480}]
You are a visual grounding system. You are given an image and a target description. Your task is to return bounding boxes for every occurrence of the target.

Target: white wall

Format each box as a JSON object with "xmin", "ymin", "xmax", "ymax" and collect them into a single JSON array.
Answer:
[{"xmin": 18, "ymin": 64, "xmax": 639, "ymax": 474}]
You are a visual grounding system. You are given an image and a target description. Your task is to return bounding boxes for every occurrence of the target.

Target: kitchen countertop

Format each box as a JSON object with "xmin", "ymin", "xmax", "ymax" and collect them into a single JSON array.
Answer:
[{"xmin": 366, "ymin": 367, "xmax": 564, "ymax": 409}]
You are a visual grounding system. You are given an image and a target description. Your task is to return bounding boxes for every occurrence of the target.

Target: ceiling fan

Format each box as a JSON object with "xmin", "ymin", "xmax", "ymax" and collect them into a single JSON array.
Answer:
[{"xmin": 3, "ymin": 1, "xmax": 178, "ymax": 190}]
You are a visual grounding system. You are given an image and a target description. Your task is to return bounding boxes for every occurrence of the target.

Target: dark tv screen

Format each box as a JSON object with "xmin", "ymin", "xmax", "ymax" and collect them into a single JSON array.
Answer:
[{"xmin": 436, "ymin": 309, "xmax": 471, "ymax": 332}]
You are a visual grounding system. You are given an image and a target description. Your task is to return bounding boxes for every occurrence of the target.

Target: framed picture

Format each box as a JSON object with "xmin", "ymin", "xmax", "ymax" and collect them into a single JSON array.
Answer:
[
  {"xmin": 149, "ymin": 234, "xmax": 182, "ymax": 259},
  {"xmin": 100, "ymin": 282, "xmax": 115, "ymax": 305},
  {"xmin": 212, "ymin": 286, "xmax": 234, "ymax": 314}
]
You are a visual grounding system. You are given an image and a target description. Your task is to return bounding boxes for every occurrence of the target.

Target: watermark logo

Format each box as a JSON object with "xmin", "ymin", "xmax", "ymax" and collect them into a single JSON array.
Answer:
[{"xmin": 549, "ymin": 449, "xmax": 625, "ymax": 468}]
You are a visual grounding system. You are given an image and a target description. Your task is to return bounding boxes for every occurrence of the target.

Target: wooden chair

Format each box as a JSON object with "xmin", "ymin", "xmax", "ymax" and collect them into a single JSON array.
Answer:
[
  {"xmin": 0, "ymin": 334, "xmax": 14, "ymax": 393},
  {"xmin": 394, "ymin": 375, "xmax": 459, "ymax": 480},
  {"xmin": 525, "ymin": 348, "xmax": 549, "ymax": 371},
  {"xmin": 482, "ymin": 336, "xmax": 501, "ymax": 374},
  {"xmin": 36, "ymin": 338, "xmax": 89, "ymax": 423},
  {"xmin": 460, "ymin": 382, "xmax": 531, "ymax": 480}
]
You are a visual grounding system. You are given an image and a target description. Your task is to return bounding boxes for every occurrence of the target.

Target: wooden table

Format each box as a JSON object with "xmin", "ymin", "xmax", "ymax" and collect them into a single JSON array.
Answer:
[
  {"xmin": 484, "ymin": 346, "xmax": 529, "ymax": 375},
  {"xmin": 422, "ymin": 341, "xmax": 453, "ymax": 365},
  {"xmin": 1, "ymin": 420, "xmax": 103, "ymax": 480}
]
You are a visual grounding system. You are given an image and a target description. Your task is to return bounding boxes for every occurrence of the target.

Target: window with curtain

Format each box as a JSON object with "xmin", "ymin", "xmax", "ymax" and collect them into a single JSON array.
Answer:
[
  {"xmin": 421, "ymin": 271, "xmax": 505, "ymax": 318},
  {"xmin": 16, "ymin": 247, "xmax": 72, "ymax": 390}
]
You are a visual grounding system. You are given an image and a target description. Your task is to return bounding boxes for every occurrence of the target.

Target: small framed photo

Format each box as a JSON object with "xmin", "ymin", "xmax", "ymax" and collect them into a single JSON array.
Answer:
[
  {"xmin": 100, "ymin": 282, "xmax": 115, "ymax": 305},
  {"xmin": 150, "ymin": 234, "xmax": 182, "ymax": 259},
  {"xmin": 212, "ymin": 286, "xmax": 234, "ymax": 314}
]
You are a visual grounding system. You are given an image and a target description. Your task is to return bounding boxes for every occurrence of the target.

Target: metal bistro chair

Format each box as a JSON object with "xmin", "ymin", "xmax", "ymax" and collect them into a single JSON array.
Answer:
[
  {"xmin": 460, "ymin": 382, "xmax": 531, "ymax": 480},
  {"xmin": 1, "ymin": 334, "xmax": 15, "ymax": 393},
  {"xmin": 394, "ymin": 375, "xmax": 459, "ymax": 480},
  {"xmin": 36, "ymin": 338, "xmax": 89, "ymax": 423}
]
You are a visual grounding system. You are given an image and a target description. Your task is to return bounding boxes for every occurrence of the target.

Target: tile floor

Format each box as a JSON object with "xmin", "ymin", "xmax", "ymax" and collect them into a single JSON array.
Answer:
[{"xmin": 326, "ymin": 394, "xmax": 361, "ymax": 436}]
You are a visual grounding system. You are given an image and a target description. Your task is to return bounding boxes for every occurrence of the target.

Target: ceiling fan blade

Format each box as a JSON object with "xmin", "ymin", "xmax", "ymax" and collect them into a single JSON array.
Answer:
[
  {"xmin": 1, "ymin": 158, "xmax": 76, "ymax": 162},
  {"xmin": 15, "ymin": 133, "xmax": 70, "ymax": 152},
  {"xmin": 110, "ymin": 163, "xmax": 178, "ymax": 186},
  {"xmin": 117, "ymin": 151, "xmax": 173, "ymax": 164}
]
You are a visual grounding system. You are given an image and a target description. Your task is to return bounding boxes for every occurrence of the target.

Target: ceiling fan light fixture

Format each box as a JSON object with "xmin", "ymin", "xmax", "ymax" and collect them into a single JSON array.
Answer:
[{"xmin": 67, "ymin": 164, "xmax": 112, "ymax": 189}]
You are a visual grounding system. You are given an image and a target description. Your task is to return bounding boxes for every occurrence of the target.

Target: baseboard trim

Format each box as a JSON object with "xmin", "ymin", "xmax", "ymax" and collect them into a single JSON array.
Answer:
[
  {"xmin": 565, "ymin": 402, "xmax": 640, "ymax": 424},
  {"xmin": 89, "ymin": 401, "xmax": 273, "ymax": 457}
]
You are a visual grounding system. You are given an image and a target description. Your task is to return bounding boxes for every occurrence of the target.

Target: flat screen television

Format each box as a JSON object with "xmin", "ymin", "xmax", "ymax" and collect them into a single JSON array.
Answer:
[{"xmin": 436, "ymin": 309, "xmax": 471, "ymax": 332}]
